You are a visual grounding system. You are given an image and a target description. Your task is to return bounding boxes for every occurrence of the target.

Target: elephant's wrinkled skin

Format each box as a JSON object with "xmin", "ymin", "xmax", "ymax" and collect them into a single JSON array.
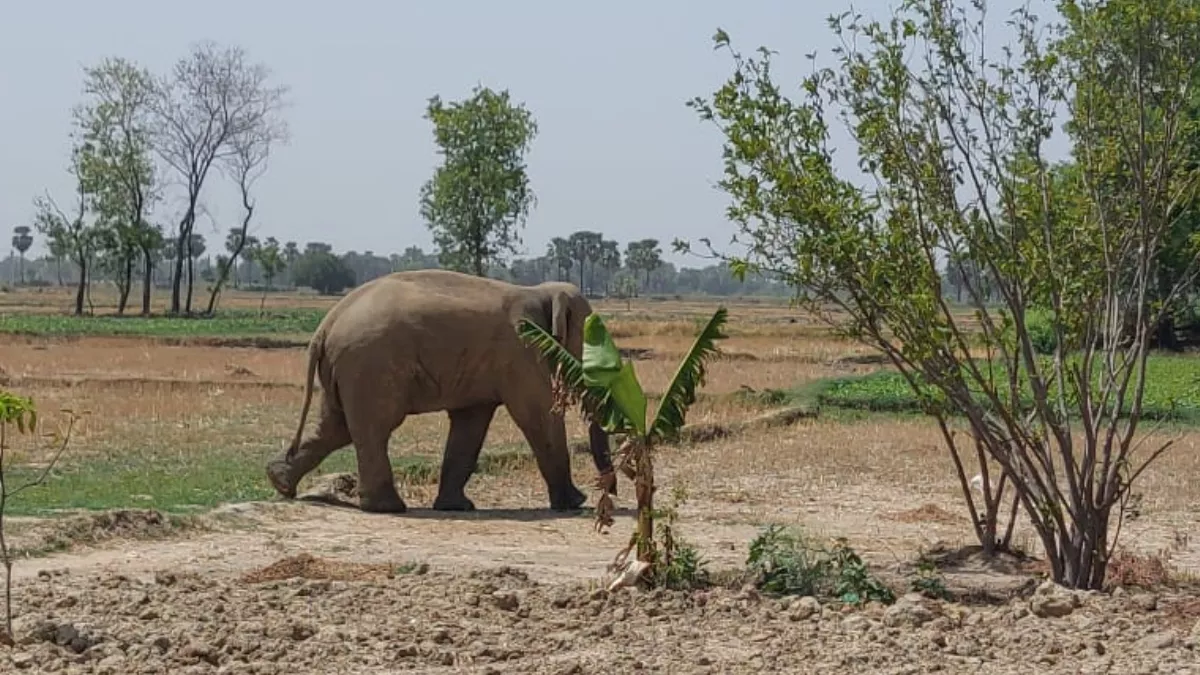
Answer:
[{"xmin": 265, "ymin": 269, "xmax": 611, "ymax": 513}]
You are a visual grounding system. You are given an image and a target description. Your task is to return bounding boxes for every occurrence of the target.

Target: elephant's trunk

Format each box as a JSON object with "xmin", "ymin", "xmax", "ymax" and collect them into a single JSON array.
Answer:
[{"xmin": 588, "ymin": 421, "xmax": 618, "ymax": 496}]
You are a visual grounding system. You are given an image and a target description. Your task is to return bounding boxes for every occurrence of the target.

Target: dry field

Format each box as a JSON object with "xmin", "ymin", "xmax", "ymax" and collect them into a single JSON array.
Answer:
[{"xmin": 1, "ymin": 285, "xmax": 1199, "ymax": 673}]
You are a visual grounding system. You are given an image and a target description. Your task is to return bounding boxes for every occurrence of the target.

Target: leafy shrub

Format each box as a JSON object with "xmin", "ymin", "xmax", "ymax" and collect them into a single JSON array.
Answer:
[
  {"xmin": 292, "ymin": 251, "xmax": 356, "ymax": 295},
  {"xmin": 1023, "ymin": 308, "xmax": 1057, "ymax": 356},
  {"xmin": 746, "ymin": 525, "xmax": 895, "ymax": 605}
]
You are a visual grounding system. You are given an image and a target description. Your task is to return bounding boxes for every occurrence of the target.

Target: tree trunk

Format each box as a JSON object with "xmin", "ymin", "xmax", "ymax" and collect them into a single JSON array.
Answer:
[
  {"xmin": 116, "ymin": 254, "xmax": 134, "ymax": 315},
  {"xmin": 55, "ymin": 259, "xmax": 63, "ymax": 286},
  {"xmin": 185, "ymin": 254, "xmax": 195, "ymax": 315},
  {"xmin": 170, "ymin": 236, "xmax": 185, "ymax": 315},
  {"xmin": 73, "ymin": 258, "xmax": 87, "ymax": 316},
  {"xmin": 141, "ymin": 248, "xmax": 154, "ymax": 315}
]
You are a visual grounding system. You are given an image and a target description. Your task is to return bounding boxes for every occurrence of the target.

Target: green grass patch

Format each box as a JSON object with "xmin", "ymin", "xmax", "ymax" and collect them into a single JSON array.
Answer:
[
  {"xmin": 0, "ymin": 308, "xmax": 327, "ymax": 338},
  {"xmin": 1, "ymin": 443, "xmax": 535, "ymax": 517},
  {"xmin": 815, "ymin": 353, "xmax": 1200, "ymax": 425}
]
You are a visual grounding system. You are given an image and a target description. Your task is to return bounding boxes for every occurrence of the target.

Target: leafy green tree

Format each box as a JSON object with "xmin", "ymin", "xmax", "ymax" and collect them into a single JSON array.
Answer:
[
  {"xmin": 32, "ymin": 148, "xmax": 96, "ymax": 315},
  {"xmin": 684, "ymin": 0, "xmax": 1200, "ymax": 589},
  {"xmin": 567, "ymin": 230, "xmax": 603, "ymax": 292},
  {"xmin": 519, "ymin": 308, "xmax": 727, "ymax": 586},
  {"xmin": 598, "ymin": 239, "xmax": 621, "ymax": 294},
  {"xmin": 250, "ymin": 236, "xmax": 284, "ymax": 313},
  {"xmin": 419, "ymin": 85, "xmax": 539, "ymax": 276},
  {"xmin": 548, "ymin": 237, "xmax": 572, "ymax": 281},
  {"xmin": 292, "ymin": 251, "xmax": 355, "ymax": 295},
  {"xmin": 282, "ymin": 241, "xmax": 300, "ymax": 285},
  {"xmin": 74, "ymin": 56, "xmax": 159, "ymax": 314},
  {"xmin": 625, "ymin": 239, "xmax": 663, "ymax": 295},
  {"xmin": 46, "ymin": 236, "xmax": 67, "ymax": 286},
  {"xmin": 10, "ymin": 227, "xmax": 32, "ymax": 285}
]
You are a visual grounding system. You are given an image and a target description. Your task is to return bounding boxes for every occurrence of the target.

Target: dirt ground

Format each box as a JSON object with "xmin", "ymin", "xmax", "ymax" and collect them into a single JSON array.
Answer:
[{"xmin": 2, "ymin": 291, "xmax": 1199, "ymax": 673}]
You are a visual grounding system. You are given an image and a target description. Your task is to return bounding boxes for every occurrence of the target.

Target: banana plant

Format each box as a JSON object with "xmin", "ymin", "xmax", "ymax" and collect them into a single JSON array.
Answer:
[{"xmin": 518, "ymin": 306, "xmax": 728, "ymax": 582}]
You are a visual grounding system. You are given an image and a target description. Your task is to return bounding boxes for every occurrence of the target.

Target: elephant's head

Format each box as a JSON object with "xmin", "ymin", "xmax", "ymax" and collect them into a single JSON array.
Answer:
[
  {"xmin": 537, "ymin": 281, "xmax": 593, "ymax": 359},
  {"xmin": 527, "ymin": 282, "xmax": 616, "ymax": 488}
]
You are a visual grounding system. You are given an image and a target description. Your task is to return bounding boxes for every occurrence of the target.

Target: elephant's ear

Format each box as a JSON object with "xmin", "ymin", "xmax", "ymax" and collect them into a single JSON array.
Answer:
[{"xmin": 551, "ymin": 290, "xmax": 570, "ymax": 344}]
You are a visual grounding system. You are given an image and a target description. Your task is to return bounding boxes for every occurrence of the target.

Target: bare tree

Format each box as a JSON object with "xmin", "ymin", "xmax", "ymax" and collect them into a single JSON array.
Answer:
[
  {"xmin": 205, "ymin": 114, "xmax": 289, "ymax": 314},
  {"xmin": 148, "ymin": 41, "xmax": 288, "ymax": 315}
]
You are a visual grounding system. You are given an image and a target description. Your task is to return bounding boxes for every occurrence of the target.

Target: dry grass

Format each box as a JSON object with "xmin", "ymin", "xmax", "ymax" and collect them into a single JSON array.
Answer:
[{"xmin": 1, "ymin": 291, "xmax": 1197, "ymax": 576}]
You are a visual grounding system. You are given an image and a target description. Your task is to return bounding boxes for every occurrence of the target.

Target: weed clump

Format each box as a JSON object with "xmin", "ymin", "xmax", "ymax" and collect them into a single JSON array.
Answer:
[{"xmin": 746, "ymin": 524, "xmax": 895, "ymax": 606}]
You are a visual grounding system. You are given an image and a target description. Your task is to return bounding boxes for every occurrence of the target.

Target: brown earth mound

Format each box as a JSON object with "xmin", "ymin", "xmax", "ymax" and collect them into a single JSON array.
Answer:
[{"xmin": 240, "ymin": 553, "xmax": 408, "ymax": 584}]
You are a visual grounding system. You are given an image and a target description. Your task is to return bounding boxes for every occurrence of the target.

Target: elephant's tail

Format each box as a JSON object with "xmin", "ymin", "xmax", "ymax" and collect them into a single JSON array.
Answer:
[{"xmin": 286, "ymin": 329, "xmax": 324, "ymax": 459}]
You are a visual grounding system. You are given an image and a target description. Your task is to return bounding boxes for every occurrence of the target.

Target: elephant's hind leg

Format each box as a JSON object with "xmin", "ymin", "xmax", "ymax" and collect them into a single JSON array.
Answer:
[
  {"xmin": 433, "ymin": 403, "xmax": 498, "ymax": 511},
  {"xmin": 344, "ymin": 408, "xmax": 408, "ymax": 514},
  {"xmin": 267, "ymin": 402, "xmax": 351, "ymax": 499}
]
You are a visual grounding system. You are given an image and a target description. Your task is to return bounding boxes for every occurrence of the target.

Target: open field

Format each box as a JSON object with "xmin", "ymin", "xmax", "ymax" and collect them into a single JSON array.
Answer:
[{"xmin": 1, "ymin": 285, "xmax": 1199, "ymax": 673}]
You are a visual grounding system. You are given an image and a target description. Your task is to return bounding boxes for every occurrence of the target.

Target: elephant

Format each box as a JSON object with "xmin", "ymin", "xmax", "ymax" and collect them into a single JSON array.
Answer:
[{"xmin": 264, "ymin": 269, "xmax": 613, "ymax": 513}]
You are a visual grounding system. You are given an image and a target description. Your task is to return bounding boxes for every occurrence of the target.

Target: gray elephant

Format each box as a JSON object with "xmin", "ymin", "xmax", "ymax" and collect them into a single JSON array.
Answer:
[{"xmin": 265, "ymin": 269, "xmax": 612, "ymax": 513}]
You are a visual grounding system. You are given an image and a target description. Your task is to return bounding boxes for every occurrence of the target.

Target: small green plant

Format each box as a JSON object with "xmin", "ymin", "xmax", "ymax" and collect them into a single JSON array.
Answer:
[
  {"xmin": 828, "ymin": 539, "xmax": 895, "ymax": 605},
  {"xmin": 747, "ymin": 525, "xmax": 830, "ymax": 597},
  {"xmin": 909, "ymin": 559, "xmax": 952, "ymax": 600},
  {"xmin": 648, "ymin": 486, "xmax": 709, "ymax": 589},
  {"xmin": 0, "ymin": 390, "xmax": 79, "ymax": 644},
  {"xmin": 746, "ymin": 525, "xmax": 895, "ymax": 605},
  {"xmin": 518, "ymin": 307, "xmax": 727, "ymax": 587}
]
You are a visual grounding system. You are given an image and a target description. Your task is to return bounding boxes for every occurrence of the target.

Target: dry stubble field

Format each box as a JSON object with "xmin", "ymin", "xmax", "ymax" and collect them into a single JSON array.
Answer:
[{"xmin": 1, "ymin": 285, "xmax": 1200, "ymax": 674}]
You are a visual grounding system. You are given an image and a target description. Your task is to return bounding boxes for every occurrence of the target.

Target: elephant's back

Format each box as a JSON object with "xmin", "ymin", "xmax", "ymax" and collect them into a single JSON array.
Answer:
[{"xmin": 318, "ymin": 271, "xmax": 528, "ymax": 410}]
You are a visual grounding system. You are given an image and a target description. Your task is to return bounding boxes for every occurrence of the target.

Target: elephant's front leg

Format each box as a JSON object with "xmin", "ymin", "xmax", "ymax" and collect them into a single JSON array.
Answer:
[
  {"xmin": 505, "ymin": 393, "xmax": 586, "ymax": 511},
  {"xmin": 433, "ymin": 403, "xmax": 498, "ymax": 511}
]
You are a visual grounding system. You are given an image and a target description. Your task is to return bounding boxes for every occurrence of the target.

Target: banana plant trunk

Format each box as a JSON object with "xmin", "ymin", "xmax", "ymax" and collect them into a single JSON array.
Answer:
[{"xmin": 634, "ymin": 444, "xmax": 655, "ymax": 562}]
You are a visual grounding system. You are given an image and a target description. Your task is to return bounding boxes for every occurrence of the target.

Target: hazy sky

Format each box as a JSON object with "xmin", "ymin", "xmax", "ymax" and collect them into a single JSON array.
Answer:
[{"xmin": 2, "ymin": 0, "xmax": 1052, "ymax": 264}]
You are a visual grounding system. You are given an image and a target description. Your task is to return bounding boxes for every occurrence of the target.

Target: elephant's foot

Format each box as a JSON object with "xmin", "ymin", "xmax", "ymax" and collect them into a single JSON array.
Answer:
[
  {"xmin": 432, "ymin": 493, "xmax": 476, "ymax": 511},
  {"xmin": 358, "ymin": 486, "xmax": 408, "ymax": 514},
  {"xmin": 265, "ymin": 459, "xmax": 297, "ymax": 499},
  {"xmin": 550, "ymin": 484, "xmax": 587, "ymax": 511}
]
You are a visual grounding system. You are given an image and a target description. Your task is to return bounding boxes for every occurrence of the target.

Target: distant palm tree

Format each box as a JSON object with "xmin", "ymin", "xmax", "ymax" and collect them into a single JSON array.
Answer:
[{"xmin": 11, "ymin": 226, "xmax": 33, "ymax": 285}]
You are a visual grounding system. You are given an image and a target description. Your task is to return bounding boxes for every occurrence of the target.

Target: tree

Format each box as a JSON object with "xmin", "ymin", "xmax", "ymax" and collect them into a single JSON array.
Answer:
[
  {"xmin": 205, "ymin": 105, "xmax": 288, "ymax": 314},
  {"xmin": 33, "ymin": 147, "xmax": 95, "ymax": 315},
  {"xmin": 46, "ymin": 236, "xmax": 66, "ymax": 286},
  {"xmin": 251, "ymin": 236, "xmax": 284, "ymax": 313},
  {"xmin": 597, "ymin": 239, "xmax": 621, "ymax": 295},
  {"xmin": 548, "ymin": 237, "xmax": 572, "ymax": 281},
  {"xmin": 0, "ymin": 391, "xmax": 78, "ymax": 644},
  {"xmin": 419, "ymin": 85, "xmax": 538, "ymax": 276},
  {"xmin": 74, "ymin": 56, "xmax": 160, "ymax": 315},
  {"xmin": 282, "ymin": 240, "xmax": 300, "ymax": 285},
  {"xmin": 625, "ymin": 239, "xmax": 663, "ymax": 295},
  {"xmin": 684, "ymin": 0, "xmax": 1200, "ymax": 589},
  {"xmin": 149, "ymin": 41, "xmax": 288, "ymax": 315},
  {"xmin": 519, "ymin": 308, "xmax": 727, "ymax": 587},
  {"xmin": 567, "ymin": 231, "xmax": 603, "ymax": 293},
  {"xmin": 292, "ymin": 251, "xmax": 355, "ymax": 295},
  {"xmin": 10, "ymin": 227, "xmax": 32, "ymax": 285}
]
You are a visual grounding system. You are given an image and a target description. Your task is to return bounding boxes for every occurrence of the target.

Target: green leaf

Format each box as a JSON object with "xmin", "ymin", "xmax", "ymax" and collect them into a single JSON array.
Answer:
[
  {"xmin": 650, "ymin": 307, "xmax": 729, "ymax": 441},
  {"xmin": 516, "ymin": 318, "xmax": 638, "ymax": 435},
  {"xmin": 581, "ymin": 314, "xmax": 648, "ymax": 437}
]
